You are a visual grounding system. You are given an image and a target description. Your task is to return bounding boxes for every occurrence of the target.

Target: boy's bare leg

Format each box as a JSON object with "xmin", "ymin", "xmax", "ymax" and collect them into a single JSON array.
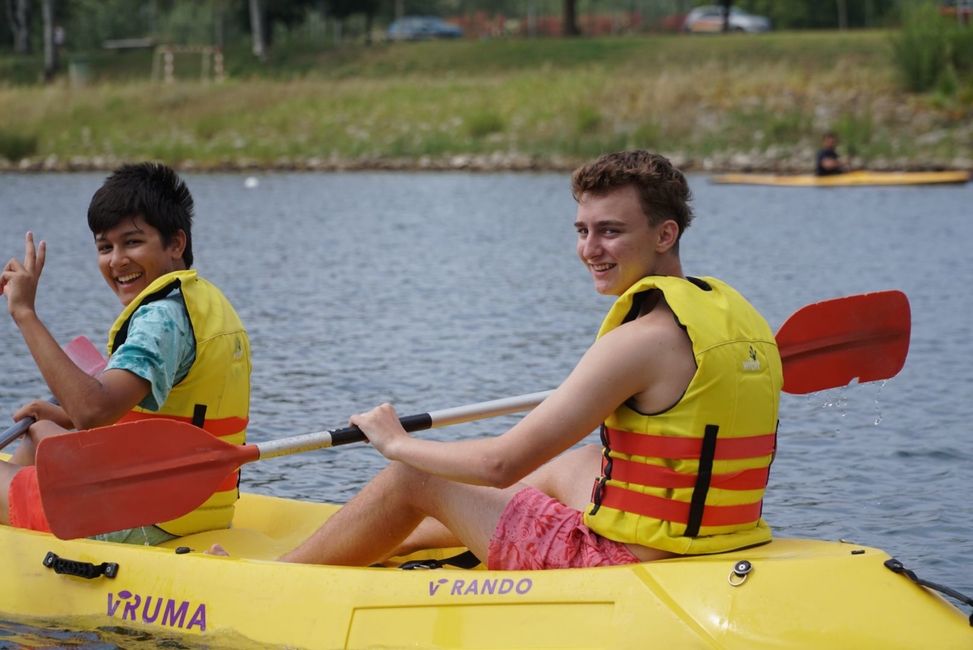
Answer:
[
  {"xmin": 279, "ymin": 460, "xmax": 521, "ymax": 566},
  {"xmin": 388, "ymin": 444, "xmax": 602, "ymax": 558},
  {"xmin": 9, "ymin": 420, "xmax": 66, "ymax": 466},
  {"xmin": 391, "ymin": 517, "xmax": 460, "ymax": 558},
  {"xmin": 0, "ymin": 421, "xmax": 69, "ymax": 525},
  {"xmin": 0, "ymin": 461, "xmax": 23, "ymax": 525}
]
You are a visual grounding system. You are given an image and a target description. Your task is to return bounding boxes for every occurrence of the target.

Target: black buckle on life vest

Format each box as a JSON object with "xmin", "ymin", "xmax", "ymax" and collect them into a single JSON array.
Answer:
[
  {"xmin": 685, "ymin": 423, "xmax": 719, "ymax": 537},
  {"xmin": 590, "ymin": 425, "xmax": 614, "ymax": 516}
]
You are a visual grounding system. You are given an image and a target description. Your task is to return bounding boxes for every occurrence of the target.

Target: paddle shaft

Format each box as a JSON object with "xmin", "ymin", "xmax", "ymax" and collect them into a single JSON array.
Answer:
[
  {"xmin": 257, "ymin": 390, "xmax": 554, "ymax": 459},
  {"xmin": 0, "ymin": 336, "xmax": 107, "ymax": 452},
  {"xmin": 37, "ymin": 290, "xmax": 911, "ymax": 539},
  {"xmin": 0, "ymin": 415, "xmax": 40, "ymax": 450}
]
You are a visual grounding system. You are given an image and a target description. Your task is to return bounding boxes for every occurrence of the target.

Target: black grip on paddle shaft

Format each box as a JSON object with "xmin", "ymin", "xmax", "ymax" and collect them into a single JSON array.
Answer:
[{"xmin": 328, "ymin": 413, "xmax": 434, "ymax": 447}]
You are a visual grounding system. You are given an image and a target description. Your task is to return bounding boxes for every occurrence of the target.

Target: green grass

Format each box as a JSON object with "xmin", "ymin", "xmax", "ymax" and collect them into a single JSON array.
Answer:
[{"xmin": 0, "ymin": 30, "xmax": 970, "ymax": 171}]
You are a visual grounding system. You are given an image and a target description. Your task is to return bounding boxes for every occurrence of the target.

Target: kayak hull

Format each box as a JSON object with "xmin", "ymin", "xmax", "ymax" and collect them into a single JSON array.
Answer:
[
  {"xmin": 710, "ymin": 170, "xmax": 971, "ymax": 187},
  {"xmin": 1, "ymin": 491, "xmax": 969, "ymax": 649}
]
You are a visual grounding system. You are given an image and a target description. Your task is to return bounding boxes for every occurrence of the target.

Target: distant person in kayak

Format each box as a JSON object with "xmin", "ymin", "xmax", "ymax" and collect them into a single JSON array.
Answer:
[
  {"xmin": 213, "ymin": 150, "xmax": 782, "ymax": 568},
  {"xmin": 815, "ymin": 131, "xmax": 845, "ymax": 176},
  {"xmin": 0, "ymin": 162, "xmax": 251, "ymax": 544}
]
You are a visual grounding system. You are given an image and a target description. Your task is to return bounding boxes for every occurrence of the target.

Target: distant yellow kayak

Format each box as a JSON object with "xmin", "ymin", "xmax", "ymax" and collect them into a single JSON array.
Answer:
[{"xmin": 710, "ymin": 170, "xmax": 971, "ymax": 187}]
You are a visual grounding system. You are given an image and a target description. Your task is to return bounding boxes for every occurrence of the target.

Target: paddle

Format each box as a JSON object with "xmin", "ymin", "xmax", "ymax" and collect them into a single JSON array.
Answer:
[
  {"xmin": 0, "ymin": 336, "xmax": 107, "ymax": 451},
  {"xmin": 37, "ymin": 290, "xmax": 911, "ymax": 539}
]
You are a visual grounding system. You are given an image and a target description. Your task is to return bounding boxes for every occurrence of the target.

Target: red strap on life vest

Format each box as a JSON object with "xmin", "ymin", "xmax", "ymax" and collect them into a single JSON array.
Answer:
[
  {"xmin": 596, "ymin": 482, "xmax": 764, "ymax": 527},
  {"xmin": 604, "ymin": 455, "xmax": 770, "ymax": 491},
  {"xmin": 116, "ymin": 410, "xmax": 248, "ymax": 439},
  {"xmin": 604, "ymin": 427, "xmax": 776, "ymax": 460}
]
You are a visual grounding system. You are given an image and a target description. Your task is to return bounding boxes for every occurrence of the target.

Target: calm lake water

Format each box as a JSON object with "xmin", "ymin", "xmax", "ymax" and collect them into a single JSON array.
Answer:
[{"xmin": 1, "ymin": 170, "xmax": 971, "ymax": 647}]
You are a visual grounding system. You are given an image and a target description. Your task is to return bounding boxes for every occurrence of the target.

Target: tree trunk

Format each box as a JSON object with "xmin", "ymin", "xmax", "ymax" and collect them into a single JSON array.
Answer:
[
  {"xmin": 42, "ymin": 0, "xmax": 57, "ymax": 82},
  {"xmin": 720, "ymin": 0, "xmax": 733, "ymax": 32},
  {"xmin": 249, "ymin": 0, "xmax": 267, "ymax": 62},
  {"xmin": 213, "ymin": 0, "xmax": 225, "ymax": 50},
  {"xmin": 562, "ymin": 0, "xmax": 580, "ymax": 36},
  {"xmin": 6, "ymin": 0, "xmax": 31, "ymax": 54}
]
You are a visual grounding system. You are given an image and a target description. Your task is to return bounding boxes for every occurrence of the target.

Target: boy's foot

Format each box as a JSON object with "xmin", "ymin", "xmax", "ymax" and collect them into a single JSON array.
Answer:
[{"xmin": 205, "ymin": 543, "xmax": 230, "ymax": 556}]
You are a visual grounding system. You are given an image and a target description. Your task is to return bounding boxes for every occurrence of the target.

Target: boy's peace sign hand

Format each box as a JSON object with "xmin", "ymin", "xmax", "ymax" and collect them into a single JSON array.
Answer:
[{"xmin": 1, "ymin": 231, "xmax": 47, "ymax": 322}]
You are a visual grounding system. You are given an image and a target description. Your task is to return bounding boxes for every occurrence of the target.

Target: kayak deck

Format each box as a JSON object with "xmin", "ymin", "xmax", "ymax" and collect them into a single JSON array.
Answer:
[
  {"xmin": 2, "ymin": 491, "xmax": 970, "ymax": 649},
  {"xmin": 710, "ymin": 170, "xmax": 971, "ymax": 187}
]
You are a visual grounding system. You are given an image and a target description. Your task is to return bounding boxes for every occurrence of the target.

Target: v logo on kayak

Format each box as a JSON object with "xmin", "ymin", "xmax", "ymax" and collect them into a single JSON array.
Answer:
[{"xmin": 428, "ymin": 577, "xmax": 533, "ymax": 597}]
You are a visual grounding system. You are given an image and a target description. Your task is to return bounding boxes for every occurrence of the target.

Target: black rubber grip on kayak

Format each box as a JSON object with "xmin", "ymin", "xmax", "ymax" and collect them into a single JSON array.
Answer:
[
  {"xmin": 43, "ymin": 551, "xmax": 118, "ymax": 579},
  {"xmin": 329, "ymin": 413, "xmax": 434, "ymax": 447}
]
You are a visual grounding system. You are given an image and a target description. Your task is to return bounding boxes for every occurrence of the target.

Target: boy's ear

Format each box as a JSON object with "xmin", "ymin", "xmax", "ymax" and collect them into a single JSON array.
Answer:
[
  {"xmin": 168, "ymin": 229, "xmax": 188, "ymax": 260},
  {"xmin": 656, "ymin": 220, "xmax": 680, "ymax": 253}
]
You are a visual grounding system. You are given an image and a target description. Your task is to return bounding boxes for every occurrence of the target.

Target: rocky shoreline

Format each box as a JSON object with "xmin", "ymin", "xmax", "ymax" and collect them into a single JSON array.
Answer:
[{"xmin": 2, "ymin": 150, "xmax": 970, "ymax": 174}]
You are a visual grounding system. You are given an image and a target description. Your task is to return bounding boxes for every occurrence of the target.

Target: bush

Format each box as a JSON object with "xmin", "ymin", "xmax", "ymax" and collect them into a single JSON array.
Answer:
[
  {"xmin": 950, "ymin": 27, "xmax": 973, "ymax": 77},
  {"xmin": 574, "ymin": 105, "xmax": 602, "ymax": 136},
  {"xmin": 465, "ymin": 110, "xmax": 504, "ymax": 139},
  {"xmin": 890, "ymin": 0, "xmax": 951, "ymax": 92},
  {"xmin": 834, "ymin": 112, "xmax": 874, "ymax": 158},
  {"xmin": 0, "ymin": 129, "xmax": 37, "ymax": 161}
]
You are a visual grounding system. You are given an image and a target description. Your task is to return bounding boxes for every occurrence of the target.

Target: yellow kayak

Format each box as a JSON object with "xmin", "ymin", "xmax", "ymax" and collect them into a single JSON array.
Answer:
[
  {"xmin": 710, "ymin": 170, "xmax": 971, "ymax": 187},
  {"xmin": 2, "ymin": 490, "xmax": 970, "ymax": 649}
]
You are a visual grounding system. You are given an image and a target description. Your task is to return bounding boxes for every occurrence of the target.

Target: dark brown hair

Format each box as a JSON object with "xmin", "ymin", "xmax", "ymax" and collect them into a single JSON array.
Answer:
[
  {"xmin": 571, "ymin": 150, "xmax": 694, "ymax": 238},
  {"xmin": 88, "ymin": 162, "xmax": 195, "ymax": 267}
]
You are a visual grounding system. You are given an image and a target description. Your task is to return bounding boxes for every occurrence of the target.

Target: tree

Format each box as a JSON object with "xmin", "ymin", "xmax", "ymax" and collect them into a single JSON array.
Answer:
[
  {"xmin": 721, "ymin": 0, "xmax": 733, "ymax": 32},
  {"xmin": 249, "ymin": 0, "xmax": 266, "ymax": 61},
  {"xmin": 42, "ymin": 0, "xmax": 58, "ymax": 81},
  {"xmin": 5, "ymin": 0, "xmax": 31, "ymax": 54},
  {"xmin": 563, "ymin": 0, "xmax": 579, "ymax": 36}
]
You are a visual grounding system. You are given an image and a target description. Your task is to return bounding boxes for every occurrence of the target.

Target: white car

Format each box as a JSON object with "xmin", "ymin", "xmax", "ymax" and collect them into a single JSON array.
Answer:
[{"xmin": 683, "ymin": 6, "xmax": 771, "ymax": 33}]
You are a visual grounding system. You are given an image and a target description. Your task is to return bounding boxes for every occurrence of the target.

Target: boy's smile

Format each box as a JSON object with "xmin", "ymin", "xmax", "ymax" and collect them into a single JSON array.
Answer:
[{"xmin": 95, "ymin": 216, "xmax": 186, "ymax": 305}]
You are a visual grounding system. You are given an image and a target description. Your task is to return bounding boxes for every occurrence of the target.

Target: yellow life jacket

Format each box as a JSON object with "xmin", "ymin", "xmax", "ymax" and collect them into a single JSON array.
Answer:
[
  {"xmin": 107, "ymin": 269, "xmax": 251, "ymax": 536},
  {"xmin": 583, "ymin": 276, "xmax": 782, "ymax": 555}
]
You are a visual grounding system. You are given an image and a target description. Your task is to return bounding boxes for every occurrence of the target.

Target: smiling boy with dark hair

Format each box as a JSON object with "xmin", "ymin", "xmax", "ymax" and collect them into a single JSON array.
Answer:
[{"xmin": 1, "ymin": 162, "xmax": 251, "ymax": 543}]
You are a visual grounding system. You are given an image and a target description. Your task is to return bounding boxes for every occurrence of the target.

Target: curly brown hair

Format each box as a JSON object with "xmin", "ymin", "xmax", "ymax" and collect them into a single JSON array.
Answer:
[{"xmin": 571, "ymin": 150, "xmax": 694, "ymax": 238}]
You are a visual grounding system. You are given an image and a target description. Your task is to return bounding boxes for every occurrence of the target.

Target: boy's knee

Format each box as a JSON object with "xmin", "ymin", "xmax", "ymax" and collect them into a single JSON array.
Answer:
[{"xmin": 386, "ymin": 460, "xmax": 428, "ymax": 486}]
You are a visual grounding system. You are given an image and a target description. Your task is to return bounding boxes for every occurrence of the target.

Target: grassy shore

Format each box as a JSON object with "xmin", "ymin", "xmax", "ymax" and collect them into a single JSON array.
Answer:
[{"xmin": 1, "ymin": 30, "xmax": 971, "ymax": 173}]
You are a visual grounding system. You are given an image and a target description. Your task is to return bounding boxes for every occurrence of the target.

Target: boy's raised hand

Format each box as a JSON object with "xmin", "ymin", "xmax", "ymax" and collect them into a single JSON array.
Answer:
[{"xmin": 1, "ymin": 231, "xmax": 46, "ymax": 322}]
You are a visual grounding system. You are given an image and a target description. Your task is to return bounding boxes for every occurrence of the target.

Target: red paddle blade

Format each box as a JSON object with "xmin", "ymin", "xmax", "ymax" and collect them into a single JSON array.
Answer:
[
  {"xmin": 63, "ymin": 336, "xmax": 107, "ymax": 376},
  {"xmin": 777, "ymin": 290, "xmax": 910, "ymax": 394},
  {"xmin": 37, "ymin": 420, "xmax": 259, "ymax": 539}
]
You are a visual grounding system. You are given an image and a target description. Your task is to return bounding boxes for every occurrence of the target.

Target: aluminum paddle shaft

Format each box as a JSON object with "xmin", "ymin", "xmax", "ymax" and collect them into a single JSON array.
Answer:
[{"xmin": 256, "ymin": 390, "xmax": 554, "ymax": 459}]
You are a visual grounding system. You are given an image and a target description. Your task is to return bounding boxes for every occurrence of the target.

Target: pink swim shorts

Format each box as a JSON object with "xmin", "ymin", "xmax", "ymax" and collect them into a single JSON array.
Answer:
[{"xmin": 487, "ymin": 486, "xmax": 640, "ymax": 570}]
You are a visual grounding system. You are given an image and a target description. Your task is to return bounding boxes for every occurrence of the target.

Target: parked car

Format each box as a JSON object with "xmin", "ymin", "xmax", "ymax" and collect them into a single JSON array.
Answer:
[
  {"xmin": 682, "ymin": 6, "xmax": 771, "ymax": 33},
  {"xmin": 387, "ymin": 16, "xmax": 464, "ymax": 41}
]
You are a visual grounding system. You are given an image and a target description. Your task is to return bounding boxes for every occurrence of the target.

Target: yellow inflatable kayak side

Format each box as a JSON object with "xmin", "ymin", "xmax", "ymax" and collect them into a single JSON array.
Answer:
[
  {"xmin": 1, "ymin": 491, "xmax": 970, "ymax": 649},
  {"xmin": 710, "ymin": 170, "xmax": 971, "ymax": 187}
]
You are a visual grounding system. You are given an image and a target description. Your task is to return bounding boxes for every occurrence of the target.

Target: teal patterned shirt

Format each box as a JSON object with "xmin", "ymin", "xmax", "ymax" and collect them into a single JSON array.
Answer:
[{"xmin": 105, "ymin": 292, "xmax": 196, "ymax": 410}]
